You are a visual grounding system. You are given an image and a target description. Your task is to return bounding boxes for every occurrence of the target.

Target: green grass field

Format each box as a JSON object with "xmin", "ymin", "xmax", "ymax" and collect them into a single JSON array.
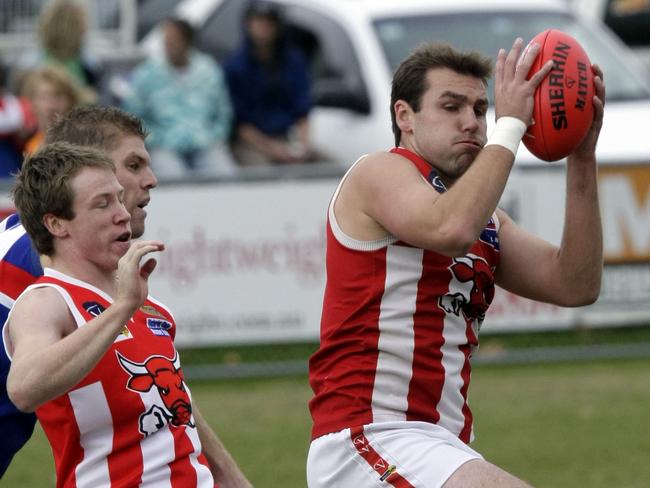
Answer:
[{"xmin": 3, "ymin": 358, "xmax": 649, "ymax": 487}]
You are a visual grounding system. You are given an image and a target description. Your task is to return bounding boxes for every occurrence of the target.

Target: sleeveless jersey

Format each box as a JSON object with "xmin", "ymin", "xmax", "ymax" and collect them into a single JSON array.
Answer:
[
  {"xmin": 19, "ymin": 268, "xmax": 213, "ymax": 487},
  {"xmin": 309, "ymin": 147, "xmax": 500, "ymax": 443},
  {"xmin": 0, "ymin": 214, "xmax": 42, "ymax": 476}
]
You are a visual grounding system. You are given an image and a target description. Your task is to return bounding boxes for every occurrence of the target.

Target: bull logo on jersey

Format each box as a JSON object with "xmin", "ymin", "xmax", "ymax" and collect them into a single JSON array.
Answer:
[
  {"xmin": 439, "ymin": 254, "xmax": 495, "ymax": 323},
  {"xmin": 117, "ymin": 352, "xmax": 194, "ymax": 437}
]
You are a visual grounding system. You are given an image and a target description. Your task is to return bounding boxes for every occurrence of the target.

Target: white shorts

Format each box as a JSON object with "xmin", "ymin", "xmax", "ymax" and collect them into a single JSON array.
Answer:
[{"xmin": 306, "ymin": 421, "xmax": 482, "ymax": 488}]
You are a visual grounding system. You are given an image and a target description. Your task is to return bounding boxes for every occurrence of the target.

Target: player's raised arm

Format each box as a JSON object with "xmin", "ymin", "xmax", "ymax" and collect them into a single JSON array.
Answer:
[
  {"xmin": 337, "ymin": 39, "xmax": 552, "ymax": 256},
  {"xmin": 7, "ymin": 240, "xmax": 163, "ymax": 412},
  {"xmin": 495, "ymin": 65, "xmax": 605, "ymax": 306}
]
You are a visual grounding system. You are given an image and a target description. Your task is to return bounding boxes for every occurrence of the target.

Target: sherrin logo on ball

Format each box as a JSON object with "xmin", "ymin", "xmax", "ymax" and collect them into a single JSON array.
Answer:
[{"xmin": 523, "ymin": 29, "xmax": 595, "ymax": 162}]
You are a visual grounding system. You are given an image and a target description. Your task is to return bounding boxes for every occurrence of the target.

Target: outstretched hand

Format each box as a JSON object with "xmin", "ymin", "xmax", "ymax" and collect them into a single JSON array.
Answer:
[
  {"xmin": 116, "ymin": 240, "xmax": 165, "ymax": 310},
  {"xmin": 493, "ymin": 37, "xmax": 554, "ymax": 125}
]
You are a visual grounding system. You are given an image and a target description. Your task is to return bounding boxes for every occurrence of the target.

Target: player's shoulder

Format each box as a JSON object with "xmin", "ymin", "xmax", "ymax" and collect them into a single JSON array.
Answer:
[
  {"xmin": 347, "ymin": 150, "xmax": 426, "ymax": 192},
  {"xmin": 11, "ymin": 284, "xmax": 70, "ymax": 326},
  {"xmin": 0, "ymin": 213, "xmax": 22, "ymax": 232},
  {"xmin": 353, "ymin": 150, "xmax": 419, "ymax": 174}
]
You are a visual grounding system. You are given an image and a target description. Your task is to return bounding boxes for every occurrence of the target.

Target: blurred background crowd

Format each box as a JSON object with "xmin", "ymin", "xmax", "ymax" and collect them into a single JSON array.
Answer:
[
  {"xmin": 2, "ymin": 0, "xmax": 650, "ymax": 182},
  {"xmin": 0, "ymin": 0, "xmax": 325, "ymax": 181}
]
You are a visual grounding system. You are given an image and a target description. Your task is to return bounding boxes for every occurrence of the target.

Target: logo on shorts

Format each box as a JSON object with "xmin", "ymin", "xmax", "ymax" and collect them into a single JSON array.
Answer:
[{"xmin": 379, "ymin": 464, "xmax": 396, "ymax": 482}]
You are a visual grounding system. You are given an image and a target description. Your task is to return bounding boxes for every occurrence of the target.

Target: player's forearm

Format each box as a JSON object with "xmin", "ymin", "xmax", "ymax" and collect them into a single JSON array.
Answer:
[
  {"xmin": 433, "ymin": 146, "xmax": 515, "ymax": 255},
  {"xmin": 194, "ymin": 406, "xmax": 252, "ymax": 487},
  {"xmin": 556, "ymin": 157, "xmax": 603, "ymax": 304},
  {"xmin": 7, "ymin": 300, "xmax": 137, "ymax": 412}
]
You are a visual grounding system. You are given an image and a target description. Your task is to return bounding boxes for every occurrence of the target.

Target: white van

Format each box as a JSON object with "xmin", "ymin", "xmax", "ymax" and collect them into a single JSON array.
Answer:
[{"xmin": 138, "ymin": 0, "xmax": 650, "ymax": 165}]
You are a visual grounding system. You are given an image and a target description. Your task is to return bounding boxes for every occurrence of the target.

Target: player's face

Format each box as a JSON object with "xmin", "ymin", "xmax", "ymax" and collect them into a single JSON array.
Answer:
[
  {"xmin": 110, "ymin": 135, "xmax": 157, "ymax": 239},
  {"xmin": 66, "ymin": 167, "xmax": 131, "ymax": 271},
  {"xmin": 401, "ymin": 68, "xmax": 488, "ymax": 183}
]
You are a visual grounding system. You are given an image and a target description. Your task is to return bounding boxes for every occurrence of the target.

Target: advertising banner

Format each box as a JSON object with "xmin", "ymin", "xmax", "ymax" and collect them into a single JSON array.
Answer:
[{"xmin": 2, "ymin": 163, "xmax": 648, "ymax": 346}]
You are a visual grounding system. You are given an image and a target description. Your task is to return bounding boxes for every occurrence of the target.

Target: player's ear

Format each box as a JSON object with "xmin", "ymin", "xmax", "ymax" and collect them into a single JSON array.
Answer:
[
  {"xmin": 394, "ymin": 99, "xmax": 414, "ymax": 135},
  {"xmin": 42, "ymin": 214, "xmax": 69, "ymax": 238}
]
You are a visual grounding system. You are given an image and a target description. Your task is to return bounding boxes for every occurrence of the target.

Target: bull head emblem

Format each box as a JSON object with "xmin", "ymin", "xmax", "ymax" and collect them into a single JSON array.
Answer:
[
  {"xmin": 117, "ymin": 352, "xmax": 194, "ymax": 436},
  {"xmin": 439, "ymin": 254, "xmax": 494, "ymax": 322}
]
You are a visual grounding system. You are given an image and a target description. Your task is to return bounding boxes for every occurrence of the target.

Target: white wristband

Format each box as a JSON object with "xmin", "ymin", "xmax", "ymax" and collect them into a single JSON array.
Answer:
[{"xmin": 485, "ymin": 117, "xmax": 527, "ymax": 157}]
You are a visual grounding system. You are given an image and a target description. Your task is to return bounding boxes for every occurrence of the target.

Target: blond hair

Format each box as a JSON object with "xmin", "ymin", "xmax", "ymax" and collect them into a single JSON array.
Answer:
[
  {"xmin": 21, "ymin": 65, "xmax": 95, "ymax": 108},
  {"xmin": 38, "ymin": 0, "xmax": 87, "ymax": 60}
]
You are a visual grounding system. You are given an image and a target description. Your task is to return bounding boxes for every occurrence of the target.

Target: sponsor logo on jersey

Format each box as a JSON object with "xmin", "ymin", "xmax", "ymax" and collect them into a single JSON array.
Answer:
[
  {"xmin": 116, "ymin": 324, "xmax": 132, "ymax": 341},
  {"xmin": 117, "ymin": 352, "xmax": 194, "ymax": 437},
  {"xmin": 479, "ymin": 217, "xmax": 500, "ymax": 250},
  {"xmin": 139, "ymin": 305, "xmax": 166, "ymax": 318},
  {"xmin": 146, "ymin": 318, "xmax": 172, "ymax": 337},
  {"xmin": 84, "ymin": 301, "xmax": 131, "ymax": 340},
  {"xmin": 83, "ymin": 301, "xmax": 105, "ymax": 317}
]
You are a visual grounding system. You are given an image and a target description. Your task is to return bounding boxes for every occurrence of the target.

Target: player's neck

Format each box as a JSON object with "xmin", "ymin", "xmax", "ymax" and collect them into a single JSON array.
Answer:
[{"xmin": 48, "ymin": 255, "xmax": 118, "ymax": 297}]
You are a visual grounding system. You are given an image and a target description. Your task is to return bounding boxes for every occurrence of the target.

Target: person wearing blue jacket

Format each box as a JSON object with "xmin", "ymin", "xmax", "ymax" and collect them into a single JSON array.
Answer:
[{"xmin": 225, "ymin": 1, "xmax": 316, "ymax": 166}]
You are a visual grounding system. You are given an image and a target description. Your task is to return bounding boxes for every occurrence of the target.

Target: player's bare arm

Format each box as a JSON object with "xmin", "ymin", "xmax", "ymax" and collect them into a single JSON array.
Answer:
[
  {"xmin": 336, "ymin": 39, "xmax": 553, "ymax": 256},
  {"xmin": 495, "ymin": 68, "xmax": 605, "ymax": 306},
  {"xmin": 193, "ymin": 405, "xmax": 253, "ymax": 488},
  {"xmin": 7, "ymin": 240, "xmax": 164, "ymax": 412}
]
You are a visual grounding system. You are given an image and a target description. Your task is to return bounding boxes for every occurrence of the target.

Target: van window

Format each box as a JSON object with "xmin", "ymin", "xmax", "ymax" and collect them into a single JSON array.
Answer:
[
  {"xmin": 374, "ymin": 11, "xmax": 650, "ymax": 102},
  {"xmin": 196, "ymin": 0, "xmax": 368, "ymax": 111}
]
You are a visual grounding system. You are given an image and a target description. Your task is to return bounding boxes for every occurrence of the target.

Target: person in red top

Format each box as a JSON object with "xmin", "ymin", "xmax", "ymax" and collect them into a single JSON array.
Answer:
[
  {"xmin": 308, "ymin": 40, "xmax": 605, "ymax": 487},
  {"xmin": 4, "ymin": 143, "xmax": 250, "ymax": 487}
]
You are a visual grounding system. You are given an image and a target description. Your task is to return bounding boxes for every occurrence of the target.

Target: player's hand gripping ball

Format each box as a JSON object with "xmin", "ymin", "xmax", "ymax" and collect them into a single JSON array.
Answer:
[{"xmin": 523, "ymin": 29, "xmax": 594, "ymax": 162}]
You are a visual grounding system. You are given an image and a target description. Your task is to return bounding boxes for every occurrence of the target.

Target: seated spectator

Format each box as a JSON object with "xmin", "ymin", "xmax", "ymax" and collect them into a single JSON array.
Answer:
[
  {"xmin": 13, "ymin": 0, "xmax": 101, "ymax": 92},
  {"xmin": 123, "ymin": 17, "xmax": 238, "ymax": 180},
  {"xmin": 225, "ymin": 1, "xmax": 316, "ymax": 166},
  {"xmin": 0, "ymin": 61, "xmax": 36, "ymax": 177},
  {"xmin": 20, "ymin": 65, "xmax": 95, "ymax": 154}
]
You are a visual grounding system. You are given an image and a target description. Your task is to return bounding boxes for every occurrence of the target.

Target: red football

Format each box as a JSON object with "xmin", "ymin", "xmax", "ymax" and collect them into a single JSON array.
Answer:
[{"xmin": 523, "ymin": 29, "xmax": 594, "ymax": 162}]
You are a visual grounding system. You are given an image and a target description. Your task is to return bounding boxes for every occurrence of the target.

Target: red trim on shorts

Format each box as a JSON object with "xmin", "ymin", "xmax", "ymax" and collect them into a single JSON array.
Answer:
[{"xmin": 349, "ymin": 426, "xmax": 415, "ymax": 488}]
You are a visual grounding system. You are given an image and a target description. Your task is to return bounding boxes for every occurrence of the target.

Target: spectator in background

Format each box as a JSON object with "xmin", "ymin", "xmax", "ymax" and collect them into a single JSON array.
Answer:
[
  {"xmin": 0, "ymin": 60, "xmax": 36, "ymax": 177},
  {"xmin": 20, "ymin": 65, "xmax": 95, "ymax": 154},
  {"xmin": 225, "ymin": 1, "xmax": 316, "ymax": 166},
  {"xmin": 124, "ymin": 17, "xmax": 238, "ymax": 180},
  {"xmin": 14, "ymin": 0, "xmax": 100, "ymax": 92}
]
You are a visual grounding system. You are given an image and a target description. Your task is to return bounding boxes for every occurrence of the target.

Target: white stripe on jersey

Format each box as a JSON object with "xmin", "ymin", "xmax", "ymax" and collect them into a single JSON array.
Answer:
[
  {"xmin": 69, "ymin": 382, "xmax": 113, "ymax": 487},
  {"xmin": 185, "ymin": 422, "xmax": 214, "ymax": 487},
  {"xmin": 140, "ymin": 426, "xmax": 174, "ymax": 487},
  {"xmin": 371, "ymin": 245, "xmax": 423, "ymax": 423},
  {"xmin": 438, "ymin": 315, "xmax": 470, "ymax": 439},
  {"xmin": 138, "ymin": 387, "xmax": 174, "ymax": 487}
]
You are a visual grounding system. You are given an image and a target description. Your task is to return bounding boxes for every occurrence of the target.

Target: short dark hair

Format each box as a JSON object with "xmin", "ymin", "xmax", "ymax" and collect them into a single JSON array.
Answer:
[
  {"xmin": 245, "ymin": 0, "xmax": 282, "ymax": 23},
  {"xmin": 45, "ymin": 105, "xmax": 148, "ymax": 153},
  {"xmin": 12, "ymin": 142, "xmax": 115, "ymax": 256},
  {"xmin": 390, "ymin": 43, "xmax": 493, "ymax": 146},
  {"xmin": 165, "ymin": 17, "xmax": 195, "ymax": 45}
]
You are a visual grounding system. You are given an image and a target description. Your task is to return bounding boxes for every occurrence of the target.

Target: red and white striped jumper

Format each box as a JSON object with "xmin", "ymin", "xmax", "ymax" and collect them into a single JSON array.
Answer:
[
  {"xmin": 309, "ymin": 147, "xmax": 500, "ymax": 444},
  {"xmin": 22, "ymin": 269, "xmax": 214, "ymax": 488}
]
